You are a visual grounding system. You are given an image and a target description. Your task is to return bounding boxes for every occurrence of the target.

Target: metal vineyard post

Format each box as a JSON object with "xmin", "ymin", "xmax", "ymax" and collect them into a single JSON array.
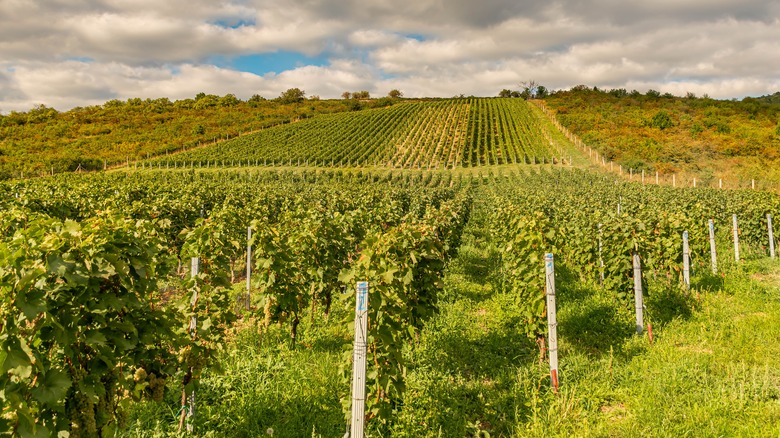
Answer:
[
  {"xmin": 633, "ymin": 252, "xmax": 644, "ymax": 335},
  {"xmin": 246, "ymin": 227, "xmax": 252, "ymax": 310},
  {"xmin": 709, "ymin": 219, "xmax": 717, "ymax": 274},
  {"xmin": 769, "ymin": 214, "xmax": 776, "ymax": 259},
  {"xmin": 545, "ymin": 254, "xmax": 559, "ymax": 392},
  {"xmin": 733, "ymin": 214, "xmax": 740, "ymax": 262},
  {"xmin": 350, "ymin": 281, "xmax": 369, "ymax": 438},
  {"xmin": 683, "ymin": 231, "xmax": 691, "ymax": 289}
]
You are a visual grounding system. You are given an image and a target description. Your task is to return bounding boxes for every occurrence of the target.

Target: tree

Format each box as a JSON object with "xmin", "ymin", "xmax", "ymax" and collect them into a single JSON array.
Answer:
[
  {"xmin": 609, "ymin": 88, "xmax": 628, "ymax": 98},
  {"xmin": 278, "ymin": 88, "xmax": 306, "ymax": 104},
  {"xmin": 341, "ymin": 91, "xmax": 352, "ymax": 99},
  {"xmin": 498, "ymin": 89, "xmax": 513, "ymax": 98},
  {"xmin": 247, "ymin": 94, "xmax": 266, "ymax": 107},
  {"xmin": 218, "ymin": 94, "xmax": 240, "ymax": 107},
  {"xmin": 518, "ymin": 80, "xmax": 548, "ymax": 99},
  {"xmin": 388, "ymin": 89, "xmax": 403, "ymax": 98},
  {"xmin": 353, "ymin": 90, "xmax": 370, "ymax": 99}
]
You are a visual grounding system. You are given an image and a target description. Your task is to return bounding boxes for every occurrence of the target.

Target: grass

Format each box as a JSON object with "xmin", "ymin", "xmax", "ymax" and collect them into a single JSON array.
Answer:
[{"xmin": 122, "ymin": 195, "xmax": 780, "ymax": 437}]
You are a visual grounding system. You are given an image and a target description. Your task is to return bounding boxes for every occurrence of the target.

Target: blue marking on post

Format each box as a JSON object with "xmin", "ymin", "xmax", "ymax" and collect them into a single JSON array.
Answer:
[
  {"xmin": 357, "ymin": 281, "xmax": 368, "ymax": 312},
  {"xmin": 545, "ymin": 253, "xmax": 554, "ymax": 269},
  {"xmin": 683, "ymin": 231, "xmax": 688, "ymax": 239}
]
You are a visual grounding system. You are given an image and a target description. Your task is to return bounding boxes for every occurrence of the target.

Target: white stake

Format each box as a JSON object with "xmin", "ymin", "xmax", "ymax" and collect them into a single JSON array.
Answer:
[
  {"xmin": 350, "ymin": 282, "xmax": 369, "ymax": 438},
  {"xmin": 683, "ymin": 231, "xmax": 691, "ymax": 289},
  {"xmin": 246, "ymin": 227, "xmax": 252, "ymax": 310},
  {"xmin": 633, "ymin": 252, "xmax": 644, "ymax": 335},
  {"xmin": 733, "ymin": 214, "xmax": 740, "ymax": 262},
  {"xmin": 673, "ymin": 174, "xmax": 676, "ymax": 187},
  {"xmin": 187, "ymin": 256, "xmax": 200, "ymax": 432},
  {"xmin": 709, "ymin": 219, "xmax": 718, "ymax": 274},
  {"xmin": 598, "ymin": 224, "xmax": 605, "ymax": 286},
  {"xmin": 545, "ymin": 254, "xmax": 559, "ymax": 392},
  {"xmin": 769, "ymin": 214, "xmax": 776, "ymax": 259}
]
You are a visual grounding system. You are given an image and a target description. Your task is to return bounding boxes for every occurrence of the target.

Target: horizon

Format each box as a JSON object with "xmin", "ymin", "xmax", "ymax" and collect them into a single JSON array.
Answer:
[{"xmin": 3, "ymin": 86, "xmax": 780, "ymax": 115}]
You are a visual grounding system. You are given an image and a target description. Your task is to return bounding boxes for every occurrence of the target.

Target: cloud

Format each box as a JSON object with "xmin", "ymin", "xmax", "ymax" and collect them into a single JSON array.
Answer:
[{"xmin": 1, "ymin": 0, "xmax": 779, "ymax": 111}]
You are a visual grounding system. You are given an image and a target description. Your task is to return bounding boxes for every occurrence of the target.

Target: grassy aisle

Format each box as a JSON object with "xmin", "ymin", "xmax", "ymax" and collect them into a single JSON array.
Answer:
[{"xmin": 392, "ymin": 192, "xmax": 780, "ymax": 437}]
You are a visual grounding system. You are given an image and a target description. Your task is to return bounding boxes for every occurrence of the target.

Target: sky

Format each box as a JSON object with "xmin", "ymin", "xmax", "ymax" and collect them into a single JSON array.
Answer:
[{"xmin": 1, "ymin": 0, "xmax": 780, "ymax": 112}]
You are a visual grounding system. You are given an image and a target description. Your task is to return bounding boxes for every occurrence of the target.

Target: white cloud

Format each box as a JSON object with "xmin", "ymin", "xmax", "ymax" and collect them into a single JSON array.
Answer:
[{"xmin": 1, "ymin": 0, "xmax": 779, "ymax": 111}]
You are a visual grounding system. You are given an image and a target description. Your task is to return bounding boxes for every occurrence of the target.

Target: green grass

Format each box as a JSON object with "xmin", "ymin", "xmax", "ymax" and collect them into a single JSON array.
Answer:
[{"xmin": 123, "ymin": 195, "xmax": 780, "ymax": 437}]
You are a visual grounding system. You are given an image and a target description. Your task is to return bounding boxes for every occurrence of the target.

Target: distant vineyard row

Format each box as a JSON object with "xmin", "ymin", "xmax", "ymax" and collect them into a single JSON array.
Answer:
[{"xmin": 159, "ymin": 98, "xmax": 560, "ymax": 169}]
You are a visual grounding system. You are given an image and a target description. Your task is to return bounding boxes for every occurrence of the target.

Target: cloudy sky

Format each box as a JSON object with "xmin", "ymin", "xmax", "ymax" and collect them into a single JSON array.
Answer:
[{"xmin": 1, "ymin": 0, "xmax": 779, "ymax": 112}]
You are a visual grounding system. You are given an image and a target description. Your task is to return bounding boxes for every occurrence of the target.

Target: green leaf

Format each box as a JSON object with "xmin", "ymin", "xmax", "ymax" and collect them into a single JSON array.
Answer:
[
  {"xmin": 402, "ymin": 269, "xmax": 414, "ymax": 285},
  {"xmin": 381, "ymin": 267, "xmax": 398, "ymax": 284},
  {"xmin": 337, "ymin": 269, "xmax": 355, "ymax": 285},
  {"xmin": 85, "ymin": 330, "xmax": 108, "ymax": 347},
  {"xmin": 31, "ymin": 369, "xmax": 71, "ymax": 404},
  {"xmin": 1, "ymin": 342, "xmax": 31, "ymax": 377},
  {"xmin": 15, "ymin": 289, "xmax": 47, "ymax": 320}
]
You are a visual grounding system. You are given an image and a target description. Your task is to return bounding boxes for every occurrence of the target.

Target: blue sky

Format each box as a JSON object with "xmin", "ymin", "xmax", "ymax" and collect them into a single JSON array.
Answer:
[
  {"xmin": 0, "ymin": 0, "xmax": 779, "ymax": 111},
  {"xmin": 211, "ymin": 52, "xmax": 331, "ymax": 76}
]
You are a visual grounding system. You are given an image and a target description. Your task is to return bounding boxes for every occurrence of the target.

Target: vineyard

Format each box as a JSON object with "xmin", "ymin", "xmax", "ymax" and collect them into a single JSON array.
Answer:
[
  {"xmin": 157, "ymin": 98, "xmax": 563, "ymax": 169},
  {"xmin": 1, "ymin": 94, "xmax": 780, "ymax": 437}
]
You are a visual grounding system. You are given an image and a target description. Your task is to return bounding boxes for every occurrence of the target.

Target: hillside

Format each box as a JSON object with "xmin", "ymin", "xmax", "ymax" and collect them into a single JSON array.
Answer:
[
  {"xmin": 4, "ymin": 90, "xmax": 780, "ymax": 187},
  {"xmin": 160, "ymin": 98, "xmax": 564, "ymax": 169},
  {"xmin": 542, "ymin": 87, "xmax": 780, "ymax": 187},
  {"xmin": 0, "ymin": 94, "xmax": 393, "ymax": 179}
]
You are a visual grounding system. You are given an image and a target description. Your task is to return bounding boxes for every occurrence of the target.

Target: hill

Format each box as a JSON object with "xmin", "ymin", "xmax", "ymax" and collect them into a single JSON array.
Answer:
[
  {"xmin": 0, "ymin": 94, "xmax": 393, "ymax": 179},
  {"xmin": 161, "ymin": 98, "xmax": 563, "ymax": 169},
  {"xmin": 754, "ymin": 91, "xmax": 780, "ymax": 104},
  {"xmin": 542, "ymin": 87, "xmax": 780, "ymax": 187}
]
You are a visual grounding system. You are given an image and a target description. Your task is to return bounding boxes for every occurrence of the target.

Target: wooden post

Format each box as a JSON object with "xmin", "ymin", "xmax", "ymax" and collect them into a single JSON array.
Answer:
[
  {"xmin": 719, "ymin": 178, "xmax": 722, "ymax": 189},
  {"xmin": 733, "ymin": 214, "xmax": 740, "ymax": 262},
  {"xmin": 246, "ymin": 227, "xmax": 252, "ymax": 311},
  {"xmin": 709, "ymin": 219, "xmax": 717, "ymax": 274},
  {"xmin": 683, "ymin": 231, "xmax": 691, "ymax": 289},
  {"xmin": 752, "ymin": 179, "xmax": 755, "ymax": 189},
  {"xmin": 545, "ymin": 254, "xmax": 559, "ymax": 392},
  {"xmin": 673, "ymin": 174, "xmax": 676, "ymax": 187},
  {"xmin": 633, "ymin": 251, "xmax": 644, "ymax": 335},
  {"xmin": 693, "ymin": 178, "xmax": 697, "ymax": 188},
  {"xmin": 769, "ymin": 214, "xmax": 776, "ymax": 259},
  {"xmin": 641, "ymin": 169, "xmax": 645, "ymax": 184},
  {"xmin": 350, "ymin": 281, "xmax": 369, "ymax": 438}
]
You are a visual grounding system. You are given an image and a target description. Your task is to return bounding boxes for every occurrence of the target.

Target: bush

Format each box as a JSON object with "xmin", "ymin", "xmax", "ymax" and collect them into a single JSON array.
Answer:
[{"xmin": 650, "ymin": 110, "xmax": 673, "ymax": 130}]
